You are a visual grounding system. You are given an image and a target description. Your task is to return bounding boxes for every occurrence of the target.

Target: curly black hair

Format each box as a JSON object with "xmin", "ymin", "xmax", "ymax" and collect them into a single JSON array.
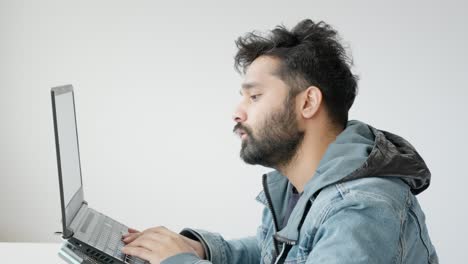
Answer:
[{"xmin": 234, "ymin": 19, "xmax": 358, "ymax": 128}]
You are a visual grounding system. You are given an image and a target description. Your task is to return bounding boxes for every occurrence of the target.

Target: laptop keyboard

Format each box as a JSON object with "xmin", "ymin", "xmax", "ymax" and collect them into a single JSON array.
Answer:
[{"xmin": 87, "ymin": 213, "xmax": 148, "ymax": 264}]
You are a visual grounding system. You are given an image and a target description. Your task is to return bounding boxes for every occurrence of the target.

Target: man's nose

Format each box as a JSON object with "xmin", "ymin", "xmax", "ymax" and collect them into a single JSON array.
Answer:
[{"xmin": 232, "ymin": 106, "xmax": 247, "ymax": 123}]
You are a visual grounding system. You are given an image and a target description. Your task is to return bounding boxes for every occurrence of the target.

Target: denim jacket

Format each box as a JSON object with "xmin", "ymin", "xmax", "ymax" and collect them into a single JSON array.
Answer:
[{"xmin": 162, "ymin": 120, "xmax": 439, "ymax": 264}]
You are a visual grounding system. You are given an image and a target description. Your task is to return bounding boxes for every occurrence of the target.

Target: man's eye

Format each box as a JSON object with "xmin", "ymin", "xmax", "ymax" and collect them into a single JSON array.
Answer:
[{"xmin": 250, "ymin": 94, "xmax": 261, "ymax": 101}]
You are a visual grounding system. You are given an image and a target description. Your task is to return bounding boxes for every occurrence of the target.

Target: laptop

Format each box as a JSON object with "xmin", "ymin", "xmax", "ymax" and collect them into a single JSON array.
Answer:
[{"xmin": 51, "ymin": 84, "xmax": 148, "ymax": 264}]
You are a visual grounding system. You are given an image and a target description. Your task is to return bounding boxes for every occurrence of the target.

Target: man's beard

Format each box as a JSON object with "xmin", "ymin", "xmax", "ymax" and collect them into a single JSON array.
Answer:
[{"xmin": 235, "ymin": 96, "xmax": 305, "ymax": 168}]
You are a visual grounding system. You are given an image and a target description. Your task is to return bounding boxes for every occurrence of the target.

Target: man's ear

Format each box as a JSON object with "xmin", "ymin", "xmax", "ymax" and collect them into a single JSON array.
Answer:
[{"xmin": 300, "ymin": 86, "xmax": 322, "ymax": 119}]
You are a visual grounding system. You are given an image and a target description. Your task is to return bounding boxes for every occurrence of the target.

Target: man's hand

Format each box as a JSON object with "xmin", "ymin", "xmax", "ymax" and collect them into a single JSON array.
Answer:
[{"xmin": 121, "ymin": 226, "xmax": 205, "ymax": 264}]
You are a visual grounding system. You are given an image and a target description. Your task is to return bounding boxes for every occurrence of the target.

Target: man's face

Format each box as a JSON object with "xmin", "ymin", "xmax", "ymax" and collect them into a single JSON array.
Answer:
[{"xmin": 232, "ymin": 56, "xmax": 305, "ymax": 168}]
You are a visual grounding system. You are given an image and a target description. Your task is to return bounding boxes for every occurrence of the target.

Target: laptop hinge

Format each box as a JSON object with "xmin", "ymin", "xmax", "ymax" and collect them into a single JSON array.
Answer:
[
  {"xmin": 62, "ymin": 229, "xmax": 74, "ymax": 239},
  {"xmin": 64, "ymin": 201, "xmax": 89, "ymax": 239}
]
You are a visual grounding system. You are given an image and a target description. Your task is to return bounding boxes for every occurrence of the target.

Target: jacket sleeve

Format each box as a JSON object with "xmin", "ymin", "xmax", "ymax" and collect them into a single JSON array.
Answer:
[
  {"xmin": 304, "ymin": 197, "xmax": 401, "ymax": 264},
  {"xmin": 161, "ymin": 228, "xmax": 261, "ymax": 264}
]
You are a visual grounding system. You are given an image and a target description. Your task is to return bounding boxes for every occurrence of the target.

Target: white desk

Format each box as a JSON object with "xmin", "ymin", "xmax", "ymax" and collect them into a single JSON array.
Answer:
[{"xmin": 0, "ymin": 242, "xmax": 64, "ymax": 263}]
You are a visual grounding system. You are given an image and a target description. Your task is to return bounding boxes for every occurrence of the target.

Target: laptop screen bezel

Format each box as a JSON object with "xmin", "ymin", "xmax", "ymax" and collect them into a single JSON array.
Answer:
[{"xmin": 51, "ymin": 84, "xmax": 85, "ymax": 238}]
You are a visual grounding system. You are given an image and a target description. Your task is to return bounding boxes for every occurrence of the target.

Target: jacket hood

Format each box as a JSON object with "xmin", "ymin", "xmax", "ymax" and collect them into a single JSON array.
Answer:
[
  {"xmin": 305, "ymin": 119, "xmax": 431, "ymax": 197},
  {"xmin": 256, "ymin": 120, "xmax": 431, "ymax": 241}
]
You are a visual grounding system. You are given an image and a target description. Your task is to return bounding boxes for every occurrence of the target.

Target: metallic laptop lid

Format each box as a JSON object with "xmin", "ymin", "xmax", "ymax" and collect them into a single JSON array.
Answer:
[{"xmin": 51, "ymin": 85, "xmax": 86, "ymax": 239}]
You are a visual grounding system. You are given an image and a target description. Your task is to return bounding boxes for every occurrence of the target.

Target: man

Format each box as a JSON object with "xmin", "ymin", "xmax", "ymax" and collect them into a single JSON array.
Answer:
[{"xmin": 121, "ymin": 19, "xmax": 439, "ymax": 264}]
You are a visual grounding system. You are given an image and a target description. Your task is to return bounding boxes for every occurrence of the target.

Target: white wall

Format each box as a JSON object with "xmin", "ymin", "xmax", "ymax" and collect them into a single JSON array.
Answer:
[{"xmin": 1, "ymin": 0, "xmax": 466, "ymax": 262}]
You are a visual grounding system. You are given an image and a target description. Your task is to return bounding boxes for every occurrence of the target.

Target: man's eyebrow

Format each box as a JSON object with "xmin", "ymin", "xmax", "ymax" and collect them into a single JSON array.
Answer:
[{"xmin": 239, "ymin": 82, "xmax": 260, "ymax": 95}]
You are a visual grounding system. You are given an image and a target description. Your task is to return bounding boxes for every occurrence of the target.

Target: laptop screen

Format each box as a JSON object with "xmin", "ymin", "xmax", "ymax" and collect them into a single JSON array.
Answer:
[
  {"xmin": 54, "ymin": 90, "xmax": 82, "ymax": 203},
  {"xmin": 51, "ymin": 85, "xmax": 85, "ymax": 235}
]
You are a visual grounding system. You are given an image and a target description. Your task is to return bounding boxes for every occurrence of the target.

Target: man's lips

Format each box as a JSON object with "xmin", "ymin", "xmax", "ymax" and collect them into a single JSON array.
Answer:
[{"xmin": 235, "ymin": 129, "xmax": 248, "ymax": 139}]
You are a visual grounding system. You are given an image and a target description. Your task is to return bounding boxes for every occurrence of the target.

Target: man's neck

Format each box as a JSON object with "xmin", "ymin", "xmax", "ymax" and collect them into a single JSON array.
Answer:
[{"xmin": 277, "ymin": 125, "xmax": 343, "ymax": 193}]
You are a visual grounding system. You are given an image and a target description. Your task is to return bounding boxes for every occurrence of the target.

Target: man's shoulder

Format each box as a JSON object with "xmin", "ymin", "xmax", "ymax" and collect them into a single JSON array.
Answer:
[{"xmin": 311, "ymin": 176, "xmax": 411, "ymax": 220}]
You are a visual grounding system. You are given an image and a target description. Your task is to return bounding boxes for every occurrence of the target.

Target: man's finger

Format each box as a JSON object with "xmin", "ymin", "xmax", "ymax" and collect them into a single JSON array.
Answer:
[
  {"xmin": 122, "ymin": 232, "xmax": 141, "ymax": 244},
  {"xmin": 127, "ymin": 234, "xmax": 162, "ymax": 253},
  {"xmin": 128, "ymin": 227, "xmax": 140, "ymax": 233},
  {"xmin": 121, "ymin": 245, "xmax": 152, "ymax": 261}
]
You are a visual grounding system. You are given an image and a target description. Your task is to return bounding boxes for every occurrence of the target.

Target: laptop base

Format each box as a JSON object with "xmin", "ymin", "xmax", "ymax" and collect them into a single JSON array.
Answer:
[{"xmin": 58, "ymin": 241, "xmax": 103, "ymax": 264}]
